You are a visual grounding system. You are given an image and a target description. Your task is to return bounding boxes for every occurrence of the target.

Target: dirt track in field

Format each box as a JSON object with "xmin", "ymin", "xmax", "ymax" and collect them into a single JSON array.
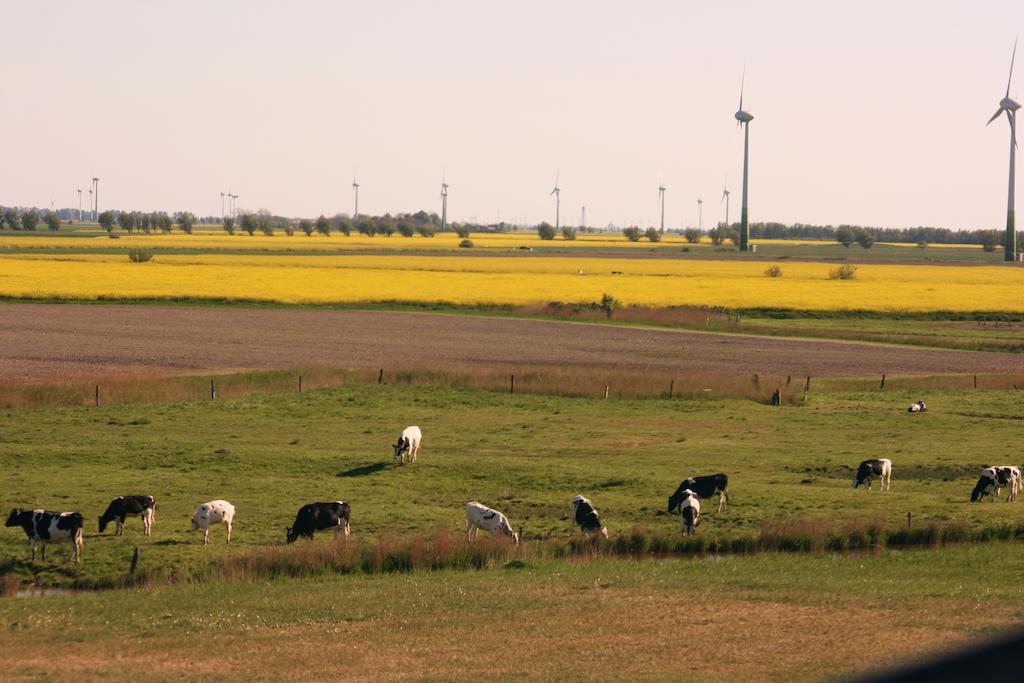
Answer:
[{"xmin": 0, "ymin": 303, "xmax": 1020, "ymax": 384}]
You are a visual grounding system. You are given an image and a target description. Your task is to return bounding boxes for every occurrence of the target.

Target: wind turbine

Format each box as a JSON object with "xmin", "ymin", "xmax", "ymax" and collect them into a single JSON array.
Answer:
[
  {"xmin": 549, "ymin": 172, "xmax": 561, "ymax": 229},
  {"xmin": 77, "ymin": 188, "xmax": 82, "ymax": 222},
  {"xmin": 721, "ymin": 178, "xmax": 731, "ymax": 228},
  {"xmin": 88, "ymin": 188, "xmax": 93, "ymax": 222},
  {"xmin": 352, "ymin": 175, "xmax": 360, "ymax": 220},
  {"xmin": 658, "ymin": 184, "xmax": 667, "ymax": 232},
  {"xmin": 220, "ymin": 192, "xmax": 226, "ymax": 221},
  {"xmin": 734, "ymin": 68, "xmax": 754, "ymax": 252},
  {"xmin": 92, "ymin": 177, "xmax": 100, "ymax": 220},
  {"xmin": 987, "ymin": 40, "xmax": 1021, "ymax": 262},
  {"xmin": 697, "ymin": 197, "xmax": 703, "ymax": 232},
  {"xmin": 440, "ymin": 176, "xmax": 449, "ymax": 231}
]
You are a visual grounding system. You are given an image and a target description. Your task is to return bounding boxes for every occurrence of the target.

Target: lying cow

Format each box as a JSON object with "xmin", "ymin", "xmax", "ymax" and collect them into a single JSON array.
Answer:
[
  {"xmin": 676, "ymin": 489, "xmax": 700, "ymax": 536},
  {"xmin": 908, "ymin": 401, "xmax": 927, "ymax": 413},
  {"xmin": 99, "ymin": 495, "xmax": 156, "ymax": 536},
  {"xmin": 853, "ymin": 458, "xmax": 892, "ymax": 491},
  {"xmin": 286, "ymin": 501, "xmax": 351, "ymax": 543},
  {"xmin": 571, "ymin": 495, "xmax": 608, "ymax": 539},
  {"xmin": 5, "ymin": 508, "xmax": 84, "ymax": 563},
  {"xmin": 668, "ymin": 474, "xmax": 729, "ymax": 513},
  {"xmin": 465, "ymin": 501, "xmax": 519, "ymax": 544},
  {"xmin": 393, "ymin": 426, "xmax": 422, "ymax": 464},
  {"xmin": 191, "ymin": 500, "xmax": 235, "ymax": 545},
  {"xmin": 971, "ymin": 466, "xmax": 1021, "ymax": 502}
]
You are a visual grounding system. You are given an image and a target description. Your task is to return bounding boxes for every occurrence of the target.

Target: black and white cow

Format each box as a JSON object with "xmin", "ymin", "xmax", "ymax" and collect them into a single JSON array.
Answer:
[
  {"xmin": 286, "ymin": 501, "xmax": 351, "ymax": 543},
  {"xmin": 908, "ymin": 401, "xmax": 927, "ymax": 413},
  {"xmin": 676, "ymin": 489, "xmax": 700, "ymax": 536},
  {"xmin": 465, "ymin": 502, "xmax": 519, "ymax": 544},
  {"xmin": 853, "ymin": 458, "xmax": 892, "ymax": 490},
  {"xmin": 98, "ymin": 495, "xmax": 156, "ymax": 536},
  {"xmin": 571, "ymin": 495, "xmax": 608, "ymax": 538},
  {"xmin": 971, "ymin": 466, "xmax": 1021, "ymax": 502},
  {"xmin": 5, "ymin": 508, "xmax": 84, "ymax": 562},
  {"xmin": 668, "ymin": 474, "xmax": 729, "ymax": 513}
]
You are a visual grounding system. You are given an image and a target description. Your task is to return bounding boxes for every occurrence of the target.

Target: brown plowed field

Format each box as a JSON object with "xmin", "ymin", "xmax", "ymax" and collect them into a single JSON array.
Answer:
[{"xmin": 0, "ymin": 303, "xmax": 1020, "ymax": 384}]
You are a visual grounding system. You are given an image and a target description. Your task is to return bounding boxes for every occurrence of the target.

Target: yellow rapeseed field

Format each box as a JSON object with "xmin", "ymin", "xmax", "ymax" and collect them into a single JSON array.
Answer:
[{"xmin": 0, "ymin": 251, "xmax": 1019, "ymax": 312}]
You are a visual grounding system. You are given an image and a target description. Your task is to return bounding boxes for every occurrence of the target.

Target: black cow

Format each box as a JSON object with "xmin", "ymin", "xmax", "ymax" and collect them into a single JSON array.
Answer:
[
  {"xmin": 99, "ymin": 495, "xmax": 156, "ymax": 536},
  {"xmin": 286, "ymin": 501, "xmax": 351, "ymax": 543},
  {"xmin": 5, "ymin": 508, "xmax": 84, "ymax": 562},
  {"xmin": 668, "ymin": 474, "xmax": 729, "ymax": 513},
  {"xmin": 570, "ymin": 495, "xmax": 608, "ymax": 538}
]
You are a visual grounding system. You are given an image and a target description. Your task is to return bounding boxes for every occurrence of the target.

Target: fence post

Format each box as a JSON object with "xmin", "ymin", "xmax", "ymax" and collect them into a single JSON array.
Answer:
[
  {"xmin": 210, "ymin": 379, "xmax": 216, "ymax": 400},
  {"xmin": 669, "ymin": 379, "xmax": 674, "ymax": 398},
  {"xmin": 786, "ymin": 375, "xmax": 791, "ymax": 387},
  {"xmin": 378, "ymin": 368, "xmax": 384, "ymax": 384},
  {"xmin": 771, "ymin": 389, "xmax": 781, "ymax": 406},
  {"xmin": 880, "ymin": 374, "xmax": 886, "ymax": 390},
  {"xmin": 298, "ymin": 375, "xmax": 303, "ymax": 393},
  {"xmin": 129, "ymin": 547, "xmax": 139, "ymax": 575},
  {"xmin": 803, "ymin": 376, "xmax": 811, "ymax": 402},
  {"xmin": 973, "ymin": 374, "xmax": 977, "ymax": 389},
  {"xmin": 510, "ymin": 374, "xmax": 515, "ymax": 394},
  {"xmin": 906, "ymin": 512, "xmax": 912, "ymax": 531},
  {"xmin": 95, "ymin": 385, "xmax": 100, "ymax": 407},
  {"xmin": 604, "ymin": 385, "xmax": 609, "ymax": 400}
]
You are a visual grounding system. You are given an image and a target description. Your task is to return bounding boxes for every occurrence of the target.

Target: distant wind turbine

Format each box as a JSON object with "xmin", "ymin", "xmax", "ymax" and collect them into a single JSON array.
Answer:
[
  {"xmin": 734, "ymin": 67, "xmax": 754, "ymax": 251},
  {"xmin": 658, "ymin": 184, "xmax": 667, "ymax": 232},
  {"xmin": 721, "ymin": 178, "xmax": 731, "ymax": 228},
  {"xmin": 697, "ymin": 197, "xmax": 703, "ymax": 232},
  {"xmin": 549, "ymin": 172, "xmax": 561, "ymax": 229},
  {"xmin": 987, "ymin": 39, "xmax": 1021, "ymax": 262},
  {"xmin": 77, "ymin": 188, "xmax": 82, "ymax": 222},
  {"xmin": 440, "ymin": 176, "xmax": 449, "ymax": 231},
  {"xmin": 352, "ymin": 175, "xmax": 360, "ymax": 220}
]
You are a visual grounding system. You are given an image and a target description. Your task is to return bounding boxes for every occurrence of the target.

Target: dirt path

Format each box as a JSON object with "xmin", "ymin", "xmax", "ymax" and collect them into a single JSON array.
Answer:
[{"xmin": 0, "ymin": 303, "xmax": 1020, "ymax": 383}]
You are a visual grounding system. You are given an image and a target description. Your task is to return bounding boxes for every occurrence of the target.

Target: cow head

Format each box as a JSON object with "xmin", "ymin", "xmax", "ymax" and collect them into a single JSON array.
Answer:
[
  {"xmin": 4, "ymin": 508, "xmax": 22, "ymax": 527},
  {"xmin": 190, "ymin": 516, "xmax": 199, "ymax": 532},
  {"xmin": 286, "ymin": 527, "xmax": 299, "ymax": 543},
  {"xmin": 98, "ymin": 516, "xmax": 109, "ymax": 533},
  {"xmin": 394, "ymin": 437, "xmax": 408, "ymax": 459}
]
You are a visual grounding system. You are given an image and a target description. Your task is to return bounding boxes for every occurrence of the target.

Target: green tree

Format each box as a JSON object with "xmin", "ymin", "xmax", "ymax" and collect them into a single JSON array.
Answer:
[
  {"xmin": 3, "ymin": 208, "xmax": 19, "ymax": 230},
  {"xmin": 177, "ymin": 212, "xmax": 195, "ymax": 234},
  {"xmin": 356, "ymin": 219, "xmax": 376, "ymax": 236},
  {"xmin": 379, "ymin": 214, "xmax": 395, "ymax": 237},
  {"xmin": 645, "ymin": 227, "xmax": 661, "ymax": 242},
  {"xmin": 156, "ymin": 212, "xmax": 173, "ymax": 233},
  {"xmin": 454, "ymin": 224, "xmax": 471, "ymax": 239},
  {"xmin": 599, "ymin": 293, "xmax": 621, "ymax": 319},
  {"xmin": 240, "ymin": 213, "xmax": 257, "ymax": 235},
  {"xmin": 836, "ymin": 225, "xmax": 855, "ymax": 248},
  {"xmin": 98, "ymin": 210, "xmax": 116, "ymax": 233},
  {"xmin": 397, "ymin": 220, "xmax": 415, "ymax": 237},
  {"xmin": 315, "ymin": 215, "xmax": 331, "ymax": 236},
  {"xmin": 622, "ymin": 226, "xmax": 642, "ymax": 242},
  {"xmin": 300, "ymin": 219, "xmax": 314, "ymax": 236},
  {"xmin": 223, "ymin": 216, "xmax": 235, "ymax": 235},
  {"xmin": 44, "ymin": 211, "xmax": 61, "ymax": 231},
  {"xmin": 117, "ymin": 211, "xmax": 136, "ymax": 233},
  {"xmin": 139, "ymin": 213, "xmax": 153, "ymax": 233},
  {"xmin": 561, "ymin": 226, "xmax": 577, "ymax": 240},
  {"xmin": 979, "ymin": 230, "xmax": 1001, "ymax": 252},
  {"xmin": 20, "ymin": 209, "xmax": 39, "ymax": 231},
  {"xmin": 855, "ymin": 229, "xmax": 875, "ymax": 250},
  {"xmin": 415, "ymin": 224, "xmax": 436, "ymax": 237},
  {"xmin": 684, "ymin": 228, "xmax": 701, "ymax": 244},
  {"xmin": 334, "ymin": 215, "xmax": 351, "ymax": 236},
  {"xmin": 536, "ymin": 222, "xmax": 557, "ymax": 240}
]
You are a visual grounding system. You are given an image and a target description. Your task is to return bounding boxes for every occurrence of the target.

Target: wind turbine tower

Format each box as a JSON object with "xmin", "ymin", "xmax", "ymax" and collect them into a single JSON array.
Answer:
[
  {"xmin": 721, "ymin": 179, "xmax": 731, "ymax": 228},
  {"xmin": 220, "ymin": 192, "xmax": 226, "ymax": 221},
  {"xmin": 549, "ymin": 173, "xmax": 561, "ymax": 229},
  {"xmin": 734, "ymin": 69, "xmax": 754, "ymax": 251},
  {"xmin": 352, "ymin": 176, "xmax": 360, "ymax": 220},
  {"xmin": 440, "ymin": 178, "xmax": 449, "ymax": 231},
  {"xmin": 92, "ymin": 177, "xmax": 100, "ymax": 220},
  {"xmin": 658, "ymin": 184, "xmax": 667, "ymax": 232},
  {"xmin": 77, "ymin": 188, "xmax": 82, "ymax": 222},
  {"xmin": 581, "ymin": 205, "xmax": 587, "ymax": 230},
  {"xmin": 987, "ymin": 40, "xmax": 1021, "ymax": 261},
  {"xmin": 88, "ymin": 188, "xmax": 93, "ymax": 221},
  {"xmin": 697, "ymin": 197, "xmax": 703, "ymax": 232}
]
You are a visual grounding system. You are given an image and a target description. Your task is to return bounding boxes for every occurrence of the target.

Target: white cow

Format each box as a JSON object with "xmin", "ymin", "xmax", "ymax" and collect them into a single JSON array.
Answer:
[
  {"xmin": 908, "ymin": 401, "xmax": 927, "ymax": 413},
  {"xmin": 677, "ymin": 489, "xmax": 701, "ymax": 536},
  {"xmin": 393, "ymin": 426, "xmax": 422, "ymax": 464},
  {"xmin": 465, "ymin": 502, "xmax": 519, "ymax": 544},
  {"xmin": 191, "ymin": 500, "xmax": 235, "ymax": 545}
]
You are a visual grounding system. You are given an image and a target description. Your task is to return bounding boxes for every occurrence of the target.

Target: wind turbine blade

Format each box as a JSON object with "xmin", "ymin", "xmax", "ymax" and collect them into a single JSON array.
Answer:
[
  {"xmin": 1010, "ymin": 110, "xmax": 1018, "ymax": 149},
  {"xmin": 988, "ymin": 108, "xmax": 1004, "ymax": 125},
  {"xmin": 1007, "ymin": 38, "xmax": 1018, "ymax": 99},
  {"xmin": 739, "ymin": 64, "xmax": 746, "ymax": 111}
]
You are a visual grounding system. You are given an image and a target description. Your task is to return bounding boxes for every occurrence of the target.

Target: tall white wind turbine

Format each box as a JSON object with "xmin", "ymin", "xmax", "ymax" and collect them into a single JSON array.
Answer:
[
  {"xmin": 721, "ymin": 177, "xmax": 731, "ymax": 228},
  {"xmin": 658, "ymin": 184, "xmax": 667, "ymax": 232},
  {"xmin": 549, "ymin": 172, "xmax": 561, "ymax": 229},
  {"xmin": 440, "ymin": 176, "xmax": 449, "ymax": 231},
  {"xmin": 987, "ymin": 40, "xmax": 1021, "ymax": 261},
  {"xmin": 734, "ymin": 69, "xmax": 754, "ymax": 252},
  {"xmin": 352, "ymin": 175, "xmax": 360, "ymax": 220},
  {"xmin": 697, "ymin": 197, "xmax": 703, "ymax": 232}
]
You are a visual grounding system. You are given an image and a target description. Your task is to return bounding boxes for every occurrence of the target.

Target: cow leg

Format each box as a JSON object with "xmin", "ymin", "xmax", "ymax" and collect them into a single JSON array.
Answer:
[
  {"xmin": 116, "ymin": 519, "xmax": 124, "ymax": 536},
  {"xmin": 226, "ymin": 522, "xmax": 232, "ymax": 544},
  {"xmin": 343, "ymin": 520, "xmax": 351, "ymax": 536},
  {"xmin": 40, "ymin": 542, "xmax": 46, "ymax": 561},
  {"xmin": 203, "ymin": 528, "xmax": 210, "ymax": 545},
  {"xmin": 30, "ymin": 539, "xmax": 36, "ymax": 561}
]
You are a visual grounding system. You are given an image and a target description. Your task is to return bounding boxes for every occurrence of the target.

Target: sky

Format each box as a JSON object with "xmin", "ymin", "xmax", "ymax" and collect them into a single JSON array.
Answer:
[{"xmin": 3, "ymin": 1, "xmax": 1022, "ymax": 230}]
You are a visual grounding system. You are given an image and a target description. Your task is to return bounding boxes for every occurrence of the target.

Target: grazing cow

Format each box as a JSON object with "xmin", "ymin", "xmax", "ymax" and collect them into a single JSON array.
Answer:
[
  {"xmin": 393, "ymin": 426, "xmax": 422, "ymax": 464},
  {"xmin": 571, "ymin": 495, "xmax": 609, "ymax": 539},
  {"xmin": 5, "ymin": 508, "xmax": 84, "ymax": 563},
  {"xmin": 676, "ymin": 489, "xmax": 701, "ymax": 536},
  {"xmin": 971, "ymin": 466, "xmax": 1021, "ymax": 502},
  {"xmin": 98, "ymin": 495, "xmax": 156, "ymax": 536},
  {"xmin": 286, "ymin": 501, "xmax": 351, "ymax": 543},
  {"xmin": 853, "ymin": 458, "xmax": 893, "ymax": 491},
  {"xmin": 465, "ymin": 501, "xmax": 519, "ymax": 544},
  {"xmin": 668, "ymin": 474, "xmax": 729, "ymax": 513},
  {"xmin": 191, "ymin": 500, "xmax": 235, "ymax": 544},
  {"xmin": 908, "ymin": 401, "xmax": 928, "ymax": 413}
]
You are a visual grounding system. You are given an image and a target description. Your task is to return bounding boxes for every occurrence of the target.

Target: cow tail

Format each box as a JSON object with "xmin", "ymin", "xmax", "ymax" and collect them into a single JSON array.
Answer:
[{"xmin": 151, "ymin": 498, "xmax": 156, "ymax": 521}]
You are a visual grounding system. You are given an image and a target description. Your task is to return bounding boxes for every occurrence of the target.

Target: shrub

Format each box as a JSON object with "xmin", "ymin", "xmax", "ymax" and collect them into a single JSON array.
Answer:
[
  {"xmin": 828, "ymin": 264, "xmax": 858, "ymax": 280},
  {"xmin": 684, "ymin": 228, "xmax": 701, "ymax": 244},
  {"xmin": 315, "ymin": 215, "xmax": 331, "ymax": 236},
  {"xmin": 764, "ymin": 265, "xmax": 783, "ymax": 278},
  {"xmin": 299, "ymin": 219, "xmax": 314, "ymax": 236},
  {"xmin": 455, "ymin": 225, "xmax": 471, "ymax": 239},
  {"xmin": 645, "ymin": 228, "xmax": 661, "ymax": 242},
  {"xmin": 397, "ymin": 221, "xmax": 415, "ymax": 237},
  {"xmin": 128, "ymin": 249, "xmax": 153, "ymax": 263},
  {"xmin": 561, "ymin": 227, "xmax": 576, "ymax": 240},
  {"xmin": 855, "ymin": 229, "xmax": 876, "ymax": 250},
  {"xmin": 459, "ymin": 239, "xmax": 474, "ymax": 248},
  {"xmin": 223, "ymin": 216, "xmax": 235, "ymax": 235},
  {"xmin": 600, "ymin": 293, "xmax": 621, "ymax": 319},
  {"xmin": 536, "ymin": 222, "xmax": 556, "ymax": 240},
  {"xmin": 622, "ymin": 227, "xmax": 642, "ymax": 242},
  {"xmin": 415, "ymin": 225, "xmax": 436, "ymax": 237}
]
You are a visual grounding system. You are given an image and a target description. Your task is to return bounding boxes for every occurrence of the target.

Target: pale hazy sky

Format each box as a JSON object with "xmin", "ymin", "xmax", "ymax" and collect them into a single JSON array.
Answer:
[{"xmin": 3, "ymin": 1, "xmax": 1022, "ymax": 230}]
